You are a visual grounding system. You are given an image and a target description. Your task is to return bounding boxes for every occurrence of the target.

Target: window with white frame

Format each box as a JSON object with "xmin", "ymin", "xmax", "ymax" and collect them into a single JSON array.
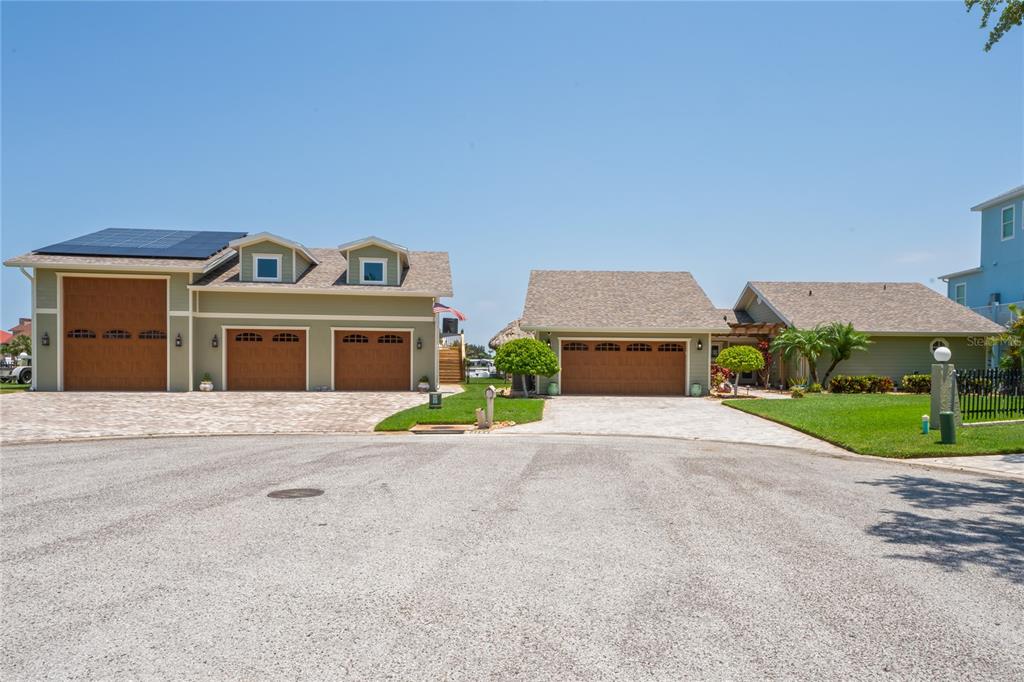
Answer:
[
  {"xmin": 930, "ymin": 338, "xmax": 949, "ymax": 354},
  {"xmin": 360, "ymin": 258, "xmax": 387, "ymax": 284},
  {"xmin": 954, "ymin": 282, "xmax": 966, "ymax": 306},
  {"xmin": 252, "ymin": 254, "xmax": 282, "ymax": 282},
  {"xmin": 1002, "ymin": 205, "xmax": 1015, "ymax": 240}
]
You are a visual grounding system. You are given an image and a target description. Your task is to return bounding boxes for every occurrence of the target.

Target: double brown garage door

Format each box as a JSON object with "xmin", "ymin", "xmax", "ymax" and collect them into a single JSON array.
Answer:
[
  {"xmin": 560, "ymin": 340, "xmax": 687, "ymax": 395},
  {"xmin": 226, "ymin": 329, "xmax": 410, "ymax": 391},
  {"xmin": 63, "ymin": 277, "xmax": 167, "ymax": 391}
]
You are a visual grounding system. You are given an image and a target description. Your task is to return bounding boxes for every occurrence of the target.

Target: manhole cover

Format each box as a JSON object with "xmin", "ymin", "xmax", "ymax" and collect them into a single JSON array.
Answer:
[{"xmin": 267, "ymin": 488, "xmax": 324, "ymax": 499}]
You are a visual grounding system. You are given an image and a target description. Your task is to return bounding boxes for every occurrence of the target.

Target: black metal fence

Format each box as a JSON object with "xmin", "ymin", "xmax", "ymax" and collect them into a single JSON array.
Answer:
[{"xmin": 957, "ymin": 368, "xmax": 1024, "ymax": 421}]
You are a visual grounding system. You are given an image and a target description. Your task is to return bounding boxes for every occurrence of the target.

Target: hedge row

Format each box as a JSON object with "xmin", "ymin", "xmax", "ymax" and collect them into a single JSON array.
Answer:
[
  {"xmin": 828, "ymin": 375, "xmax": 895, "ymax": 393},
  {"xmin": 900, "ymin": 374, "xmax": 931, "ymax": 394}
]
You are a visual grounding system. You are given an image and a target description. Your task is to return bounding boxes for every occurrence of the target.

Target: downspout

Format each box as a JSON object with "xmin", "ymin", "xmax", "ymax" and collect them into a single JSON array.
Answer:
[
  {"xmin": 433, "ymin": 298, "xmax": 439, "ymax": 390},
  {"xmin": 18, "ymin": 268, "xmax": 37, "ymax": 391},
  {"xmin": 188, "ymin": 274, "xmax": 194, "ymax": 391}
]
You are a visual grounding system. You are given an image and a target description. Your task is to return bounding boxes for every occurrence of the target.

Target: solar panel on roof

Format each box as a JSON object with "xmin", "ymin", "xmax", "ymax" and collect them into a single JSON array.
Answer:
[{"xmin": 35, "ymin": 228, "xmax": 248, "ymax": 260}]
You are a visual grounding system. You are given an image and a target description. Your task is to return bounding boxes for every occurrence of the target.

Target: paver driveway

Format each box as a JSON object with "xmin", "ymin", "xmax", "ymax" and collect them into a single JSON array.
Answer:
[
  {"xmin": 509, "ymin": 395, "xmax": 844, "ymax": 453},
  {"xmin": 0, "ymin": 391, "xmax": 429, "ymax": 444},
  {"xmin": 2, "ymin": 434, "xmax": 1022, "ymax": 679}
]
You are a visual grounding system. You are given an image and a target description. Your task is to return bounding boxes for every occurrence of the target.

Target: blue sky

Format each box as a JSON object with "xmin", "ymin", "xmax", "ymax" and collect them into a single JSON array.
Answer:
[{"xmin": 2, "ymin": 2, "xmax": 1022, "ymax": 345}]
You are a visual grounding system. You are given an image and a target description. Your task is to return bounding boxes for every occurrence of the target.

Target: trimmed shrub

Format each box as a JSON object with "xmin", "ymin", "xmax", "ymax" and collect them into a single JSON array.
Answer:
[
  {"xmin": 807, "ymin": 382, "xmax": 823, "ymax": 393},
  {"xmin": 828, "ymin": 374, "xmax": 895, "ymax": 394},
  {"xmin": 791, "ymin": 386, "xmax": 806, "ymax": 399},
  {"xmin": 901, "ymin": 374, "xmax": 931, "ymax": 394},
  {"xmin": 494, "ymin": 338, "xmax": 559, "ymax": 397}
]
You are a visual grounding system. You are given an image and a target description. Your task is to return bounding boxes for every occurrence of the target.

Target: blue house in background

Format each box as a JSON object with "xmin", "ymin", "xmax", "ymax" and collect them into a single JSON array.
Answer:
[{"xmin": 940, "ymin": 185, "xmax": 1023, "ymax": 331}]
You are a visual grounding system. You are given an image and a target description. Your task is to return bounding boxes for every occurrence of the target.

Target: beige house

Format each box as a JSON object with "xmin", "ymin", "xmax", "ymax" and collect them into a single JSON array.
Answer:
[
  {"xmin": 4, "ymin": 229, "xmax": 453, "ymax": 391},
  {"xmin": 730, "ymin": 281, "xmax": 1006, "ymax": 386},
  {"xmin": 519, "ymin": 270, "xmax": 728, "ymax": 395}
]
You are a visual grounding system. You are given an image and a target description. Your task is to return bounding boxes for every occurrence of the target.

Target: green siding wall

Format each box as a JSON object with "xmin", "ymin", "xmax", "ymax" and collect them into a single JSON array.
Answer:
[
  {"xmin": 745, "ymin": 299, "xmax": 785, "ymax": 324},
  {"xmin": 792, "ymin": 336, "xmax": 988, "ymax": 386},
  {"xmin": 196, "ymin": 291, "xmax": 433, "ymax": 317},
  {"xmin": 533, "ymin": 330, "xmax": 713, "ymax": 395},
  {"xmin": 192, "ymin": 317, "xmax": 437, "ymax": 391},
  {"xmin": 295, "ymin": 252, "xmax": 313, "ymax": 280},
  {"xmin": 349, "ymin": 245, "xmax": 400, "ymax": 285},
  {"xmin": 239, "ymin": 242, "xmax": 296, "ymax": 283}
]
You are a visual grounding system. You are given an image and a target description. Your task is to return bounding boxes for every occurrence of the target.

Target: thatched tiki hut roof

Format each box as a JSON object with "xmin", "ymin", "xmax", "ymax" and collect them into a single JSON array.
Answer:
[{"xmin": 488, "ymin": 319, "xmax": 532, "ymax": 350}]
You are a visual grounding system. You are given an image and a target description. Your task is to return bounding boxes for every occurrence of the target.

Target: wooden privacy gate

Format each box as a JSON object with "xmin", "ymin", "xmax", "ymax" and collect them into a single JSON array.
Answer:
[
  {"xmin": 62, "ymin": 276, "xmax": 167, "ymax": 391},
  {"xmin": 559, "ymin": 340, "xmax": 687, "ymax": 395}
]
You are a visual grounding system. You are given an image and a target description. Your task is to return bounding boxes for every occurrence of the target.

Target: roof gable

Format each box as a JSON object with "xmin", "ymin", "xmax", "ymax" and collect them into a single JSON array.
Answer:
[{"xmin": 228, "ymin": 232, "xmax": 319, "ymax": 265}]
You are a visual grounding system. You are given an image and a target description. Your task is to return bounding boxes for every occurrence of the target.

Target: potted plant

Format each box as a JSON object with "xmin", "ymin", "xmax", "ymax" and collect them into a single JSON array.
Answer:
[
  {"xmin": 199, "ymin": 373, "xmax": 214, "ymax": 392},
  {"xmin": 417, "ymin": 375, "xmax": 431, "ymax": 392}
]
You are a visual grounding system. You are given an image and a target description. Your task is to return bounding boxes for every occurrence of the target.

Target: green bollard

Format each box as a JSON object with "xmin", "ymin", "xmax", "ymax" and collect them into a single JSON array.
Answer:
[{"xmin": 939, "ymin": 411, "xmax": 956, "ymax": 445}]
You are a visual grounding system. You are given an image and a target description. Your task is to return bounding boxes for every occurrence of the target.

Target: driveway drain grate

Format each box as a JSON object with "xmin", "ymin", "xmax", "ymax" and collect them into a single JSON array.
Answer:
[{"xmin": 267, "ymin": 488, "xmax": 324, "ymax": 499}]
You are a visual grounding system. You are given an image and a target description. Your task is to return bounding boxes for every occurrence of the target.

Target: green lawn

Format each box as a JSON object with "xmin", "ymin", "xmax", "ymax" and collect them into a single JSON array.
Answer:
[
  {"xmin": 375, "ymin": 378, "xmax": 545, "ymax": 431},
  {"xmin": 0, "ymin": 383, "xmax": 30, "ymax": 394},
  {"xmin": 724, "ymin": 393, "xmax": 1024, "ymax": 458}
]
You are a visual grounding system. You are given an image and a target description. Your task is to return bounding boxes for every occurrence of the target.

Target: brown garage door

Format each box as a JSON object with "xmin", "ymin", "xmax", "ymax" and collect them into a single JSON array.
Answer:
[
  {"xmin": 227, "ymin": 329, "xmax": 306, "ymax": 391},
  {"xmin": 560, "ymin": 340, "xmax": 687, "ymax": 395},
  {"xmin": 63, "ymin": 277, "xmax": 167, "ymax": 391},
  {"xmin": 334, "ymin": 330, "xmax": 410, "ymax": 391}
]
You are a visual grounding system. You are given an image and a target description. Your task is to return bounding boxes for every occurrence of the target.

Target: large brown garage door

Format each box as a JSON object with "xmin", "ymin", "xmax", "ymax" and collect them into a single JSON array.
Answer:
[
  {"xmin": 227, "ymin": 328, "xmax": 306, "ymax": 391},
  {"xmin": 559, "ymin": 340, "xmax": 687, "ymax": 395},
  {"xmin": 63, "ymin": 277, "xmax": 167, "ymax": 391},
  {"xmin": 334, "ymin": 330, "xmax": 410, "ymax": 391}
]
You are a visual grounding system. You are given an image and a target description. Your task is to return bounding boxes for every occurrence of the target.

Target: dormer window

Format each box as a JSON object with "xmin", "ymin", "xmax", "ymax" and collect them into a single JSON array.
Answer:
[
  {"xmin": 253, "ymin": 254, "xmax": 282, "ymax": 282},
  {"xmin": 361, "ymin": 258, "xmax": 387, "ymax": 285}
]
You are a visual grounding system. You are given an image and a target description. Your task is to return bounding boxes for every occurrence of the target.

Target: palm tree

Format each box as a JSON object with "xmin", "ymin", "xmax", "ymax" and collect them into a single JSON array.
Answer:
[
  {"xmin": 770, "ymin": 326, "xmax": 827, "ymax": 385},
  {"xmin": 820, "ymin": 322, "xmax": 872, "ymax": 386}
]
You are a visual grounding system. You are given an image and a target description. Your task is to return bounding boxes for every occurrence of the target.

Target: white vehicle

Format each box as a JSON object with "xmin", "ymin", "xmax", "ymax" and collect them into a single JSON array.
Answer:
[
  {"xmin": 467, "ymin": 358, "xmax": 497, "ymax": 379},
  {"xmin": 0, "ymin": 354, "xmax": 32, "ymax": 385}
]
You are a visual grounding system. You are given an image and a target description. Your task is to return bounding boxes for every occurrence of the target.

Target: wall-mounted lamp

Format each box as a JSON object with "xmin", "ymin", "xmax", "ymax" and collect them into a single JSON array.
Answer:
[
  {"xmin": 41, "ymin": 332, "xmax": 50, "ymax": 347},
  {"xmin": 175, "ymin": 333, "xmax": 183, "ymax": 348},
  {"xmin": 697, "ymin": 339, "xmax": 703, "ymax": 351},
  {"xmin": 211, "ymin": 334, "xmax": 219, "ymax": 349},
  {"xmin": 416, "ymin": 337, "xmax": 423, "ymax": 350}
]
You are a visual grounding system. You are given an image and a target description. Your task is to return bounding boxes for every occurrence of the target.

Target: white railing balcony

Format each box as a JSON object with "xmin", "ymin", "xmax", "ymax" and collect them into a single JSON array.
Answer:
[{"xmin": 970, "ymin": 301, "xmax": 1023, "ymax": 327}]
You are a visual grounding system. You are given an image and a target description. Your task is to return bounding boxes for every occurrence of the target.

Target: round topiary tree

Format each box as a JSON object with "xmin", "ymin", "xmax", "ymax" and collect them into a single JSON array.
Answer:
[
  {"xmin": 494, "ymin": 338, "xmax": 559, "ymax": 398},
  {"xmin": 715, "ymin": 345, "xmax": 765, "ymax": 397}
]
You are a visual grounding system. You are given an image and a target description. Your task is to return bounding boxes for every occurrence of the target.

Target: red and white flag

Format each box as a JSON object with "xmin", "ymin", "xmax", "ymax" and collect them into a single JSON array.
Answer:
[{"xmin": 432, "ymin": 303, "xmax": 466, "ymax": 320}]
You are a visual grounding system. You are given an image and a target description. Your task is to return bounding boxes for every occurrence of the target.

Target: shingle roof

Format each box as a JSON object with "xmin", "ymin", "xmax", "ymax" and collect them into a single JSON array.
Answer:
[
  {"xmin": 521, "ymin": 270, "xmax": 728, "ymax": 331},
  {"xmin": 193, "ymin": 247, "xmax": 452, "ymax": 296},
  {"xmin": 746, "ymin": 281, "xmax": 1005, "ymax": 334}
]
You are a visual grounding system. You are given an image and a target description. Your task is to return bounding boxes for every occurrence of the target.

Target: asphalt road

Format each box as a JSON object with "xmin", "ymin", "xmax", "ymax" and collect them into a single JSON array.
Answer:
[{"xmin": 2, "ymin": 434, "xmax": 1022, "ymax": 680}]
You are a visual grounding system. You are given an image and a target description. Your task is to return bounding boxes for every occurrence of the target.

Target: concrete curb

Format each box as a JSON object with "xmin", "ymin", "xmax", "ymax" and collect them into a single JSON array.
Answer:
[{"xmin": 487, "ymin": 430, "xmax": 1024, "ymax": 483}]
